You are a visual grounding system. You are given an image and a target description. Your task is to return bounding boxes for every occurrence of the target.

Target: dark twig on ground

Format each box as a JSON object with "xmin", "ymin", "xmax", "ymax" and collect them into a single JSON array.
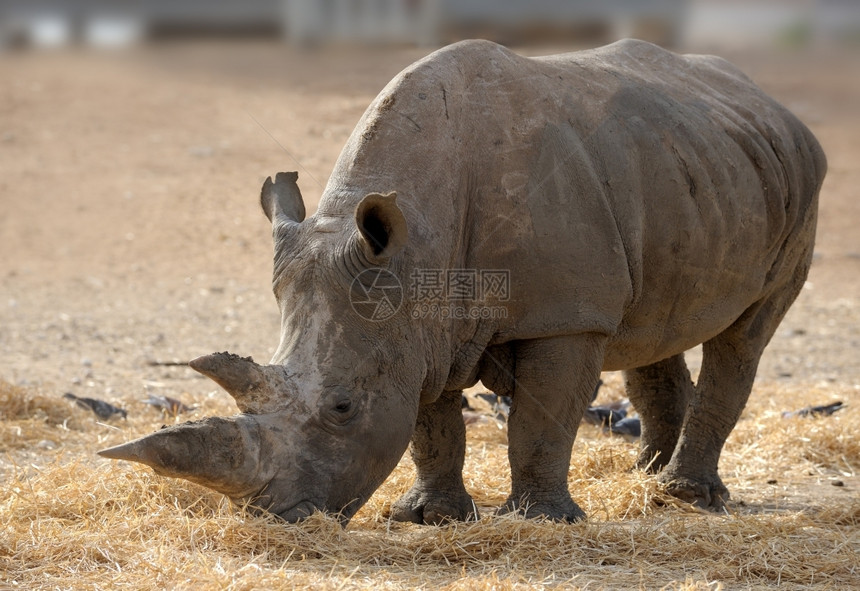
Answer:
[{"xmin": 782, "ymin": 401, "xmax": 845, "ymax": 418}]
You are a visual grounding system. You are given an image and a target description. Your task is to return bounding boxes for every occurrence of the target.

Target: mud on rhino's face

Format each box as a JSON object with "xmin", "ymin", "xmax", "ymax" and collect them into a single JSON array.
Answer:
[{"xmin": 100, "ymin": 172, "xmax": 423, "ymax": 524}]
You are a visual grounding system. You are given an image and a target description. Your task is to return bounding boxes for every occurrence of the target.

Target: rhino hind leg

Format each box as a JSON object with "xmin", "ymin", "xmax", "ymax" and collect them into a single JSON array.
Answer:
[
  {"xmin": 391, "ymin": 390, "xmax": 476, "ymax": 525},
  {"xmin": 624, "ymin": 354, "xmax": 694, "ymax": 473},
  {"xmin": 659, "ymin": 258, "xmax": 811, "ymax": 510},
  {"xmin": 499, "ymin": 334, "xmax": 605, "ymax": 522}
]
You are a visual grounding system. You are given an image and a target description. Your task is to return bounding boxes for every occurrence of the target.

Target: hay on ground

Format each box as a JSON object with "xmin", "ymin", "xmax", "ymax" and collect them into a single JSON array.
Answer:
[{"xmin": 1, "ymin": 378, "xmax": 858, "ymax": 590}]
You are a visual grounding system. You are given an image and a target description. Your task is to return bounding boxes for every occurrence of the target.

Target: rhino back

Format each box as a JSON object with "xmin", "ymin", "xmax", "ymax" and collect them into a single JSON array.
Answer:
[
  {"xmin": 322, "ymin": 40, "xmax": 825, "ymax": 370},
  {"xmin": 551, "ymin": 40, "xmax": 826, "ymax": 367}
]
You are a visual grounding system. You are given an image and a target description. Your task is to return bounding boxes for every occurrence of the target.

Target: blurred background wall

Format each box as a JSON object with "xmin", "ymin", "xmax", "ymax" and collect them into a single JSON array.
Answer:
[{"xmin": 2, "ymin": 0, "xmax": 859, "ymax": 50}]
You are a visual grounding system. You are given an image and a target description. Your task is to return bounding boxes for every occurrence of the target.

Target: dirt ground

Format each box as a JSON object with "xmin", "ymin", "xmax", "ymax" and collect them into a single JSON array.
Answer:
[
  {"xmin": 1, "ymin": 41, "xmax": 858, "ymax": 389},
  {"xmin": 0, "ymin": 39, "xmax": 858, "ymax": 588}
]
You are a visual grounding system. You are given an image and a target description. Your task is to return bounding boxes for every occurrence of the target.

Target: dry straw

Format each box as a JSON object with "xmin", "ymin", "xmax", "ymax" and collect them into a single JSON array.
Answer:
[{"xmin": 1, "ymin": 378, "xmax": 857, "ymax": 589}]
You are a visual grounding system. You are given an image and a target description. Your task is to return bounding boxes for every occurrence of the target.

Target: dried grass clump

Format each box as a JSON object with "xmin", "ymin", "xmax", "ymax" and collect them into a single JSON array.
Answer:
[
  {"xmin": 1, "ymin": 378, "xmax": 858, "ymax": 589},
  {"xmin": 0, "ymin": 378, "xmax": 86, "ymax": 452},
  {"xmin": 0, "ymin": 378, "xmax": 74, "ymax": 424}
]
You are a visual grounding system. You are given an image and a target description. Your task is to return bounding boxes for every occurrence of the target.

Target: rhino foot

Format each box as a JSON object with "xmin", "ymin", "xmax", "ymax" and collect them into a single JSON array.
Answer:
[
  {"xmin": 498, "ymin": 495, "xmax": 586, "ymax": 523},
  {"xmin": 390, "ymin": 486, "xmax": 478, "ymax": 525},
  {"xmin": 634, "ymin": 448, "xmax": 672, "ymax": 474},
  {"xmin": 662, "ymin": 474, "xmax": 730, "ymax": 510}
]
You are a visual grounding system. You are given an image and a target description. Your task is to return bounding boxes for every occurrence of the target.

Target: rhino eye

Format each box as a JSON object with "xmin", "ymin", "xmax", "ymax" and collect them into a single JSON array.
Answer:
[
  {"xmin": 323, "ymin": 388, "xmax": 359, "ymax": 425},
  {"xmin": 334, "ymin": 400, "xmax": 352, "ymax": 414}
]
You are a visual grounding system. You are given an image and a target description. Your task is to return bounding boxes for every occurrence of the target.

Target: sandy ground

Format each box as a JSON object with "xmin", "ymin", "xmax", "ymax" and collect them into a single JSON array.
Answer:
[{"xmin": 0, "ymin": 39, "xmax": 858, "ymax": 506}]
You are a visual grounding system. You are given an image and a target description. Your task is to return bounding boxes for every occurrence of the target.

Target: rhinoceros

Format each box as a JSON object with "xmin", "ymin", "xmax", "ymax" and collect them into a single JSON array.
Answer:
[{"xmin": 100, "ymin": 39, "xmax": 826, "ymax": 525}]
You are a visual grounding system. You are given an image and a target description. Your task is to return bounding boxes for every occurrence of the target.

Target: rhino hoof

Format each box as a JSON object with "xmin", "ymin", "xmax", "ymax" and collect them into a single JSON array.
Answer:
[
  {"xmin": 498, "ymin": 496, "xmax": 586, "ymax": 523},
  {"xmin": 390, "ymin": 487, "xmax": 477, "ymax": 525},
  {"xmin": 662, "ymin": 475, "xmax": 730, "ymax": 510}
]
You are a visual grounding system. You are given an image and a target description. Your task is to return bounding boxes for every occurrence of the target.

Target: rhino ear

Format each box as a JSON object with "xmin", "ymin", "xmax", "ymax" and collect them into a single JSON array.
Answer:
[
  {"xmin": 355, "ymin": 192, "xmax": 407, "ymax": 262},
  {"xmin": 261, "ymin": 171, "xmax": 305, "ymax": 225}
]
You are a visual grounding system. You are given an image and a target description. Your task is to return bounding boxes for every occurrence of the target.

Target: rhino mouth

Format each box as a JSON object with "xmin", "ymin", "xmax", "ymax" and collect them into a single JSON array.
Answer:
[
  {"xmin": 275, "ymin": 500, "xmax": 319, "ymax": 523},
  {"xmin": 273, "ymin": 497, "xmax": 364, "ymax": 525}
]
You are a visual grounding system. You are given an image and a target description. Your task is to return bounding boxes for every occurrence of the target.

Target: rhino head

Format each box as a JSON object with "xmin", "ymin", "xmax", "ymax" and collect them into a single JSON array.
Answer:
[{"xmin": 100, "ymin": 172, "xmax": 425, "ymax": 524}]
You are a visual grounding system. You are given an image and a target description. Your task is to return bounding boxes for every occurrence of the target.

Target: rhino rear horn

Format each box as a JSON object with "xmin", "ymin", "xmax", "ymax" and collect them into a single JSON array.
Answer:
[
  {"xmin": 98, "ymin": 416, "xmax": 269, "ymax": 500},
  {"xmin": 189, "ymin": 352, "xmax": 288, "ymax": 414},
  {"xmin": 261, "ymin": 171, "xmax": 305, "ymax": 224}
]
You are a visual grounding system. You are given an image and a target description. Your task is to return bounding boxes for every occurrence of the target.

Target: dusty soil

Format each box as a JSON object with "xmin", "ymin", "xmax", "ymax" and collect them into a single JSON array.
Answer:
[{"xmin": 1, "ymin": 40, "xmax": 858, "ymax": 508}]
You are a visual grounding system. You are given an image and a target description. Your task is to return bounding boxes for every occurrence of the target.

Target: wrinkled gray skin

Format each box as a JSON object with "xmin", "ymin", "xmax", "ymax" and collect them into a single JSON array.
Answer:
[{"xmin": 100, "ymin": 40, "xmax": 826, "ymax": 525}]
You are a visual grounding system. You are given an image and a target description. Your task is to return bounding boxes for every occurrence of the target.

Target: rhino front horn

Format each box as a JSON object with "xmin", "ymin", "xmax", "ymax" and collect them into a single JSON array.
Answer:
[
  {"xmin": 98, "ymin": 416, "xmax": 271, "ymax": 500},
  {"xmin": 189, "ymin": 352, "xmax": 288, "ymax": 414}
]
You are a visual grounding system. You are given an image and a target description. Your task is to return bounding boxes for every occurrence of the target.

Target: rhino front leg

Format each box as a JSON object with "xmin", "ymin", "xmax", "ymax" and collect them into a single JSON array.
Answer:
[
  {"xmin": 623, "ymin": 354, "xmax": 694, "ymax": 473},
  {"xmin": 499, "ymin": 334, "xmax": 605, "ymax": 522},
  {"xmin": 391, "ymin": 389, "xmax": 476, "ymax": 525}
]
